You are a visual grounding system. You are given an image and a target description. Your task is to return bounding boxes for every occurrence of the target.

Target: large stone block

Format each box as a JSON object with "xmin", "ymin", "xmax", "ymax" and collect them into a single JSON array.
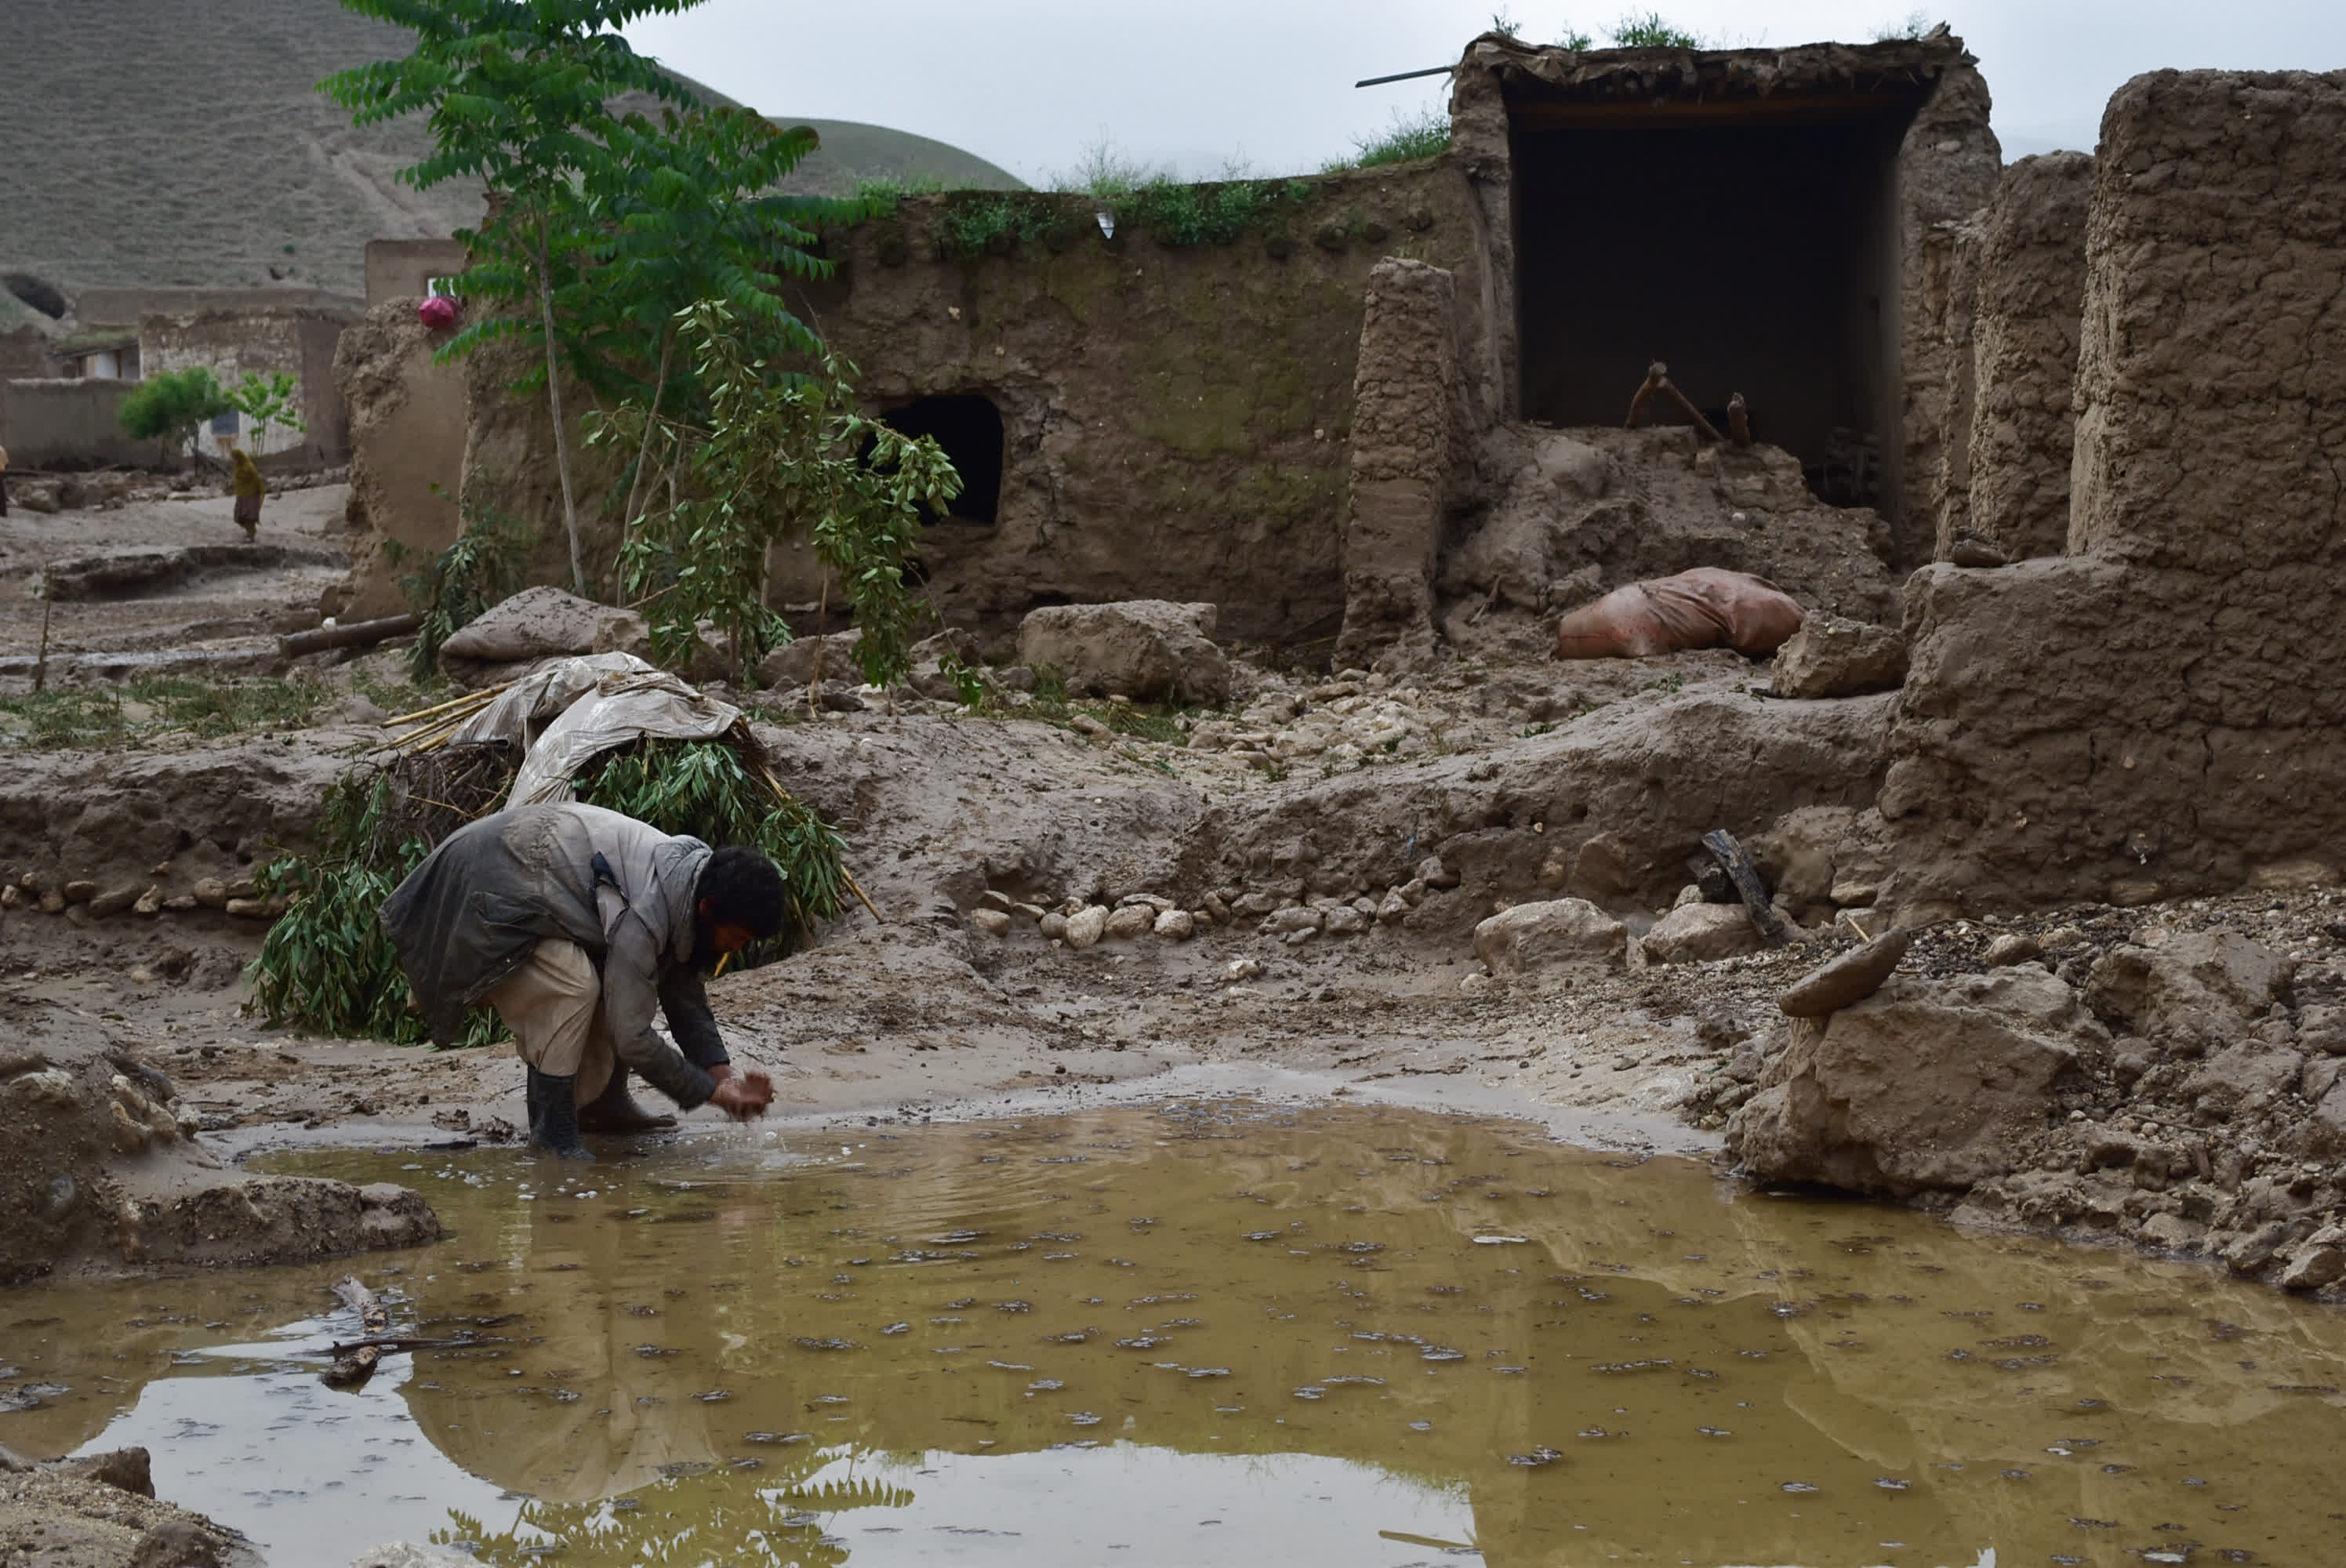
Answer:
[
  {"xmin": 1730, "ymin": 969, "xmax": 2099, "ymax": 1196},
  {"xmin": 1472, "ymin": 898, "xmax": 1626, "ymax": 975},
  {"xmin": 1016, "ymin": 601, "xmax": 1229, "ymax": 706}
]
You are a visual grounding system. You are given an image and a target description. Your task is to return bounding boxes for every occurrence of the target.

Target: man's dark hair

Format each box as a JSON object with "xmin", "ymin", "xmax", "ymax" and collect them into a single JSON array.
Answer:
[{"xmin": 696, "ymin": 847, "xmax": 788, "ymax": 940}]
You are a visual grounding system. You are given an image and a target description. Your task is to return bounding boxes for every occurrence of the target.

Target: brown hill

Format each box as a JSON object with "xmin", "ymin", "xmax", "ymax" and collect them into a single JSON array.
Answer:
[{"xmin": 0, "ymin": 0, "xmax": 1020, "ymax": 310}]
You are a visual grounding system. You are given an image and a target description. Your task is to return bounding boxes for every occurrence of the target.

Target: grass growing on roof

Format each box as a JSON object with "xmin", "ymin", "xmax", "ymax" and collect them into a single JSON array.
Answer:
[
  {"xmin": 1330, "ymin": 110, "xmax": 1450, "ymax": 172},
  {"xmin": 248, "ymin": 736, "xmax": 850, "ymax": 1046}
]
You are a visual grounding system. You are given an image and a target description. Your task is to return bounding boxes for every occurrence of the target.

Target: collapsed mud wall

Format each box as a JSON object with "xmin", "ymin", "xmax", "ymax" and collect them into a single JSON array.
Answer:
[
  {"xmin": 1962, "ymin": 151, "xmax": 2093, "ymax": 562},
  {"xmin": 1179, "ymin": 688, "xmax": 1898, "ymax": 924},
  {"xmin": 331, "ymin": 301, "xmax": 467, "ymax": 619},
  {"xmin": 1883, "ymin": 70, "xmax": 2346, "ymax": 912}
]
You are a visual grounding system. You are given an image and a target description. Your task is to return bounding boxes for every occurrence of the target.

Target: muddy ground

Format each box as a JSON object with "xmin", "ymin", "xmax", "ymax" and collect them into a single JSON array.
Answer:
[{"xmin": 8, "ymin": 483, "xmax": 2346, "ymax": 1559}]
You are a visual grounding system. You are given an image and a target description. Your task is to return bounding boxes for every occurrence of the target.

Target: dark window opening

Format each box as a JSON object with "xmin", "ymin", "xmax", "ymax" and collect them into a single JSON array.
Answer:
[
  {"xmin": 881, "ymin": 394, "xmax": 1004, "ymax": 524},
  {"xmin": 1510, "ymin": 102, "xmax": 1919, "ymax": 512}
]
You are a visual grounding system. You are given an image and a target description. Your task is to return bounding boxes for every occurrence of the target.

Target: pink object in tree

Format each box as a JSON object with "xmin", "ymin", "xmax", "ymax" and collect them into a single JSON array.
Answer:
[{"xmin": 418, "ymin": 295, "xmax": 458, "ymax": 330}]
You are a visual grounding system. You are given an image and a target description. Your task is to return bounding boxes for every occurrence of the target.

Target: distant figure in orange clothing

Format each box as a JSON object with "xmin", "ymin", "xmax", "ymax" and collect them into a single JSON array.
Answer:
[{"xmin": 230, "ymin": 447, "xmax": 264, "ymax": 538}]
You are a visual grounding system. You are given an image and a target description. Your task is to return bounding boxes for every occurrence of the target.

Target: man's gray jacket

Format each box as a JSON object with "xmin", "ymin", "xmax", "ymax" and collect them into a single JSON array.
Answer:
[{"xmin": 380, "ymin": 802, "xmax": 728, "ymax": 1108}]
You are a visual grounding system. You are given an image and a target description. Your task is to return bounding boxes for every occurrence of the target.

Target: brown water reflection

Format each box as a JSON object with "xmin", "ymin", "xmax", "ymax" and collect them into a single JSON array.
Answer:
[{"xmin": 5, "ymin": 1100, "xmax": 2344, "ymax": 1566}]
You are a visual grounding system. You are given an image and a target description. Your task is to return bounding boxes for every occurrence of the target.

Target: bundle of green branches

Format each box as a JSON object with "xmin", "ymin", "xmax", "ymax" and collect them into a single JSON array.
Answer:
[{"xmin": 249, "ymin": 734, "xmax": 848, "ymax": 1046}]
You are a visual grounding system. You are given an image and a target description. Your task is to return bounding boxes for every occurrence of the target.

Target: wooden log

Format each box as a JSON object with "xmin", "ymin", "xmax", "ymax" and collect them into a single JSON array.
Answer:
[
  {"xmin": 278, "ymin": 613, "xmax": 423, "ymax": 659},
  {"xmin": 322, "ymin": 1276, "xmax": 392, "ymax": 1388},
  {"xmin": 1657, "ymin": 379, "xmax": 1726, "ymax": 444},
  {"xmin": 1700, "ymin": 829, "xmax": 1788, "ymax": 947}
]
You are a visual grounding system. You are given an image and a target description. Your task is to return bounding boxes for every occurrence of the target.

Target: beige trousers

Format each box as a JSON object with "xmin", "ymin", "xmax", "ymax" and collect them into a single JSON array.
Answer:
[{"xmin": 481, "ymin": 938, "xmax": 616, "ymax": 1105}]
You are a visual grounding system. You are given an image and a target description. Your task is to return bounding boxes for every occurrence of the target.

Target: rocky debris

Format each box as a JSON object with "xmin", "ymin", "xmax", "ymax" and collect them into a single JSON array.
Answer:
[
  {"xmin": 0, "ymin": 1000, "xmax": 441, "ymax": 1283},
  {"xmin": 1438, "ymin": 425, "xmax": 1901, "ymax": 666},
  {"xmin": 1778, "ymin": 929, "xmax": 1913, "ymax": 1017},
  {"xmin": 1768, "ymin": 612, "xmax": 1908, "ymax": 698},
  {"xmin": 2082, "ymin": 929, "xmax": 2295, "ymax": 1051},
  {"xmin": 1731, "ymin": 967, "xmax": 2101, "ymax": 1196},
  {"xmin": 1640, "ymin": 902, "xmax": 1761, "ymax": 964},
  {"xmin": 438, "ymin": 585, "xmax": 626, "ymax": 686},
  {"xmin": 1473, "ymin": 899, "xmax": 1626, "ymax": 976},
  {"xmin": 1016, "ymin": 601, "xmax": 1230, "ymax": 706},
  {"xmin": 1183, "ymin": 688, "xmax": 1897, "ymax": 932},
  {"xmin": 0, "ymin": 1443, "xmax": 256, "ymax": 1566}
]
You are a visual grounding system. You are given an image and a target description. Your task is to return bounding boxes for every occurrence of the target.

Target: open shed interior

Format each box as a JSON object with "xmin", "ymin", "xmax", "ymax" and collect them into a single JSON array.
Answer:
[{"xmin": 1510, "ymin": 94, "xmax": 1922, "ymax": 507}]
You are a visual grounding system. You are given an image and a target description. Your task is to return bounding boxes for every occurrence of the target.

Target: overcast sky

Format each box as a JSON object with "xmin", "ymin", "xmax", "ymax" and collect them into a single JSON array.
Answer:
[{"xmin": 622, "ymin": 1, "xmax": 2346, "ymax": 183}]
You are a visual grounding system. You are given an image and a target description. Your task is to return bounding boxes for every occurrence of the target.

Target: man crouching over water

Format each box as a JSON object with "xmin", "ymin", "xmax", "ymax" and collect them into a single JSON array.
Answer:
[{"xmin": 383, "ymin": 802, "xmax": 779, "ymax": 1159}]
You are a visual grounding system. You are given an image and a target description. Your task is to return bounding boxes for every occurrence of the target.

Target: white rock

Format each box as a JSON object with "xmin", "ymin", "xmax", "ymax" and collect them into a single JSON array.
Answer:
[
  {"xmin": 1039, "ymin": 911, "xmax": 1069, "ymax": 941},
  {"xmin": 1225, "ymin": 957, "xmax": 1264, "ymax": 981},
  {"xmin": 1641, "ymin": 902, "xmax": 1763, "ymax": 964},
  {"xmin": 1066, "ymin": 906, "xmax": 1109, "ymax": 948},
  {"xmin": 968, "ymin": 909, "xmax": 1011, "ymax": 938},
  {"xmin": 1154, "ymin": 909, "xmax": 1196, "ymax": 940},
  {"xmin": 1323, "ymin": 906, "xmax": 1371, "ymax": 936},
  {"xmin": 1104, "ymin": 904, "xmax": 1155, "ymax": 940},
  {"xmin": 1471, "ymin": 898, "xmax": 1626, "ymax": 976},
  {"xmin": 1377, "ymin": 889, "xmax": 1410, "ymax": 924},
  {"xmin": 1264, "ymin": 907, "xmax": 1324, "ymax": 935}
]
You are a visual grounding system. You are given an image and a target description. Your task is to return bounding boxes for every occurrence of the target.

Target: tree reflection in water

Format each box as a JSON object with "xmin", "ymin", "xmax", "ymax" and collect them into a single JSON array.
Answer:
[{"xmin": 438, "ymin": 1451, "xmax": 913, "ymax": 1566}]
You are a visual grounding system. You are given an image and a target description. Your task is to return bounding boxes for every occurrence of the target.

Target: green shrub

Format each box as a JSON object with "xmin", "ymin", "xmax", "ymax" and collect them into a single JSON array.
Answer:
[
  {"xmin": 1609, "ymin": 10, "xmax": 1705, "ymax": 46},
  {"xmin": 117, "ymin": 367, "xmax": 231, "ymax": 459},
  {"xmin": 852, "ymin": 173, "xmax": 945, "ymax": 217},
  {"xmin": 1342, "ymin": 109, "xmax": 1450, "ymax": 170},
  {"xmin": 1113, "ymin": 178, "xmax": 1310, "ymax": 247}
]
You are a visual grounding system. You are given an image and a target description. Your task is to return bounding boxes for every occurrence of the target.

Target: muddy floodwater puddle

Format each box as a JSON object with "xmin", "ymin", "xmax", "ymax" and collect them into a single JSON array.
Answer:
[{"xmin": 5, "ymin": 1102, "xmax": 2344, "ymax": 1566}]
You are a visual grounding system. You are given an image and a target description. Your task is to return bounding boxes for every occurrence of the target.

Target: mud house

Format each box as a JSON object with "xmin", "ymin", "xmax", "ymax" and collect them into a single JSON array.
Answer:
[
  {"xmin": 338, "ymin": 29, "xmax": 1996, "ymax": 643},
  {"xmin": 0, "ymin": 285, "xmax": 361, "ymax": 469}
]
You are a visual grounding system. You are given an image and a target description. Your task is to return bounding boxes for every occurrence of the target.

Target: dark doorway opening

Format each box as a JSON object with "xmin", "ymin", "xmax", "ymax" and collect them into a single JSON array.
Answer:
[
  {"xmin": 882, "ymin": 394, "xmax": 1004, "ymax": 524},
  {"xmin": 1511, "ymin": 102, "xmax": 1919, "ymax": 508}
]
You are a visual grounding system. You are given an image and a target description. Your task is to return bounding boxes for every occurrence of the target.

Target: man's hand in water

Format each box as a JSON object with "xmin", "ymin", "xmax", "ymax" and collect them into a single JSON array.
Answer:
[{"xmin": 708, "ymin": 1067, "xmax": 775, "ymax": 1120}]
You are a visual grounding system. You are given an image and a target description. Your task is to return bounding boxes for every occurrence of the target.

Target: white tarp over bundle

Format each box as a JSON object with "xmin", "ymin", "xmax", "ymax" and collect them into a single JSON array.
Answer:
[{"xmin": 439, "ymin": 652, "xmax": 749, "ymax": 807}]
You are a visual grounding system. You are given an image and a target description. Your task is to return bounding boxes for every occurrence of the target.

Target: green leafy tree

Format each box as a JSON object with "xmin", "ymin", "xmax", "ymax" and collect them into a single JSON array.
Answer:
[
  {"xmin": 224, "ymin": 370, "xmax": 306, "ymax": 455},
  {"xmin": 321, "ymin": 0, "xmax": 701, "ymax": 597},
  {"xmin": 590, "ymin": 298, "xmax": 960, "ymax": 687},
  {"xmin": 118, "ymin": 367, "xmax": 232, "ymax": 464}
]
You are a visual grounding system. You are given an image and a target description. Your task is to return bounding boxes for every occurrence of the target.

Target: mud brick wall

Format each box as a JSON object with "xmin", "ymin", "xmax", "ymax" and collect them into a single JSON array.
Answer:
[
  {"xmin": 794, "ymin": 170, "xmax": 1489, "ymax": 648},
  {"xmin": 1964, "ymin": 151, "xmax": 2092, "ymax": 561},
  {"xmin": 1924, "ymin": 211, "xmax": 1985, "ymax": 557},
  {"xmin": 1335, "ymin": 257, "xmax": 1463, "ymax": 668},
  {"xmin": 1883, "ymin": 71, "xmax": 2346, "ymax": 912},
  {"xmin": 331, "ymin": 302, "xmax": 469, "ymax": 619}
]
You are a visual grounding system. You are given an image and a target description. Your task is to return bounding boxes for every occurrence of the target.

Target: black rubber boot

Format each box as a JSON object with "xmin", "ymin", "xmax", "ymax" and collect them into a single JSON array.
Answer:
[
  {"xmin": 576, "ymin": 1064, "xmax": 677, "ymax": 1134},
  {"xmin": 525, "ymin": 1067, "xmax": 595, "ymax": 1160}
]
